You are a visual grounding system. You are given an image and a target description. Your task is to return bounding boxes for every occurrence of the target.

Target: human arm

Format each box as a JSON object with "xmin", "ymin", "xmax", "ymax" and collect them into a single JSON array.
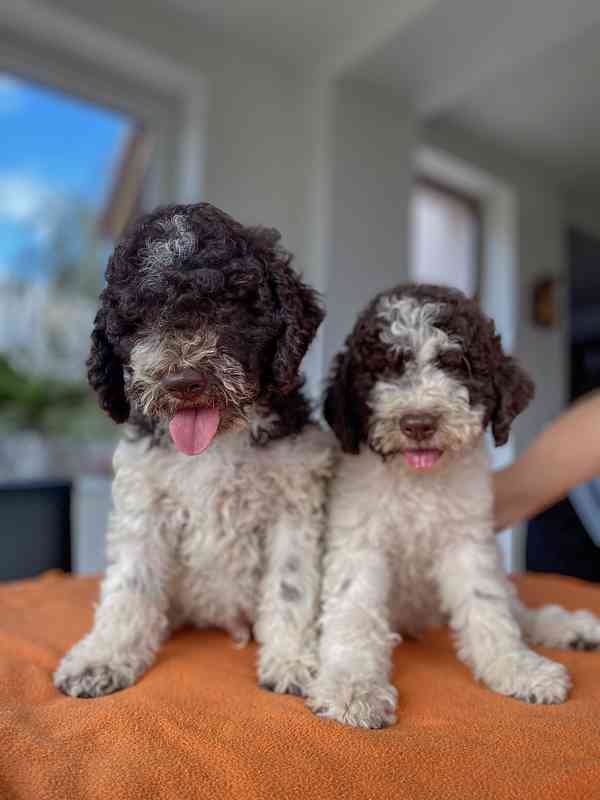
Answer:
[{"xmin": 493, "ymin": 391, "xmax": 600, "ymax": 532}]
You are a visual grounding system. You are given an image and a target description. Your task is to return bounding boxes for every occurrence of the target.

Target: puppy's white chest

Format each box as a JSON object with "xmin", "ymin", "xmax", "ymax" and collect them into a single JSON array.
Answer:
[
  {"xmin": 117, "ymin": 426, "xmax": 334, "ymax": 630},
  {"xmin": 171, "ymin": 447, "xmax": 280, "ymax": 573},
  {"xmin": 327, "ymin": 444, "xmax": 493, "ymax": 633}
]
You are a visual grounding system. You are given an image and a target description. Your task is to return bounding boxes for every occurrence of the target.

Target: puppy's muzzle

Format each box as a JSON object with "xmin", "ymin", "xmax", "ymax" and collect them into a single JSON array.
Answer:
[
  {"xmin": 161, "ymin": 369, "xmax": 207, "ymax": 400},
  {"xmin": 399, "ymin": 413, "xmax": 438, "ymax": 443}
]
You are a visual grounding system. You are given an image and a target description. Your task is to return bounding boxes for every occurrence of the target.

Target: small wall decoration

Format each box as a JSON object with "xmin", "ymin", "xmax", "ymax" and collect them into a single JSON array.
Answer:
[{"xmin": 532, "ymin": 277, "xmax": 559, "ymax": 327}]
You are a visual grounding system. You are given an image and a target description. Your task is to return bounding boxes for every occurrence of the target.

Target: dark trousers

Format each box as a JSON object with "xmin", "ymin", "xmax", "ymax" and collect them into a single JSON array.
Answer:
[{"xmin": 527, "ymin": 498, "xmax": 600, "ymax": 583}]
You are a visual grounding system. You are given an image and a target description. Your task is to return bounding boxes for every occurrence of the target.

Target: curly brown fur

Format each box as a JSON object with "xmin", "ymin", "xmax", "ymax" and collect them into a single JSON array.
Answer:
[
  {"xmin": 324, "ymin": 283, "xmax": 534, "ymax": 454},
  {"xmin": 87, "ymin": 202, "xmax": 324, "ymax": 442}
]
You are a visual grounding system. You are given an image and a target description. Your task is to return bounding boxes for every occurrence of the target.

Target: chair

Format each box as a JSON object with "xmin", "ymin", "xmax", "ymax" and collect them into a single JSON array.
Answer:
[{"xmin": 0, "ymin": 480, "xmax": 71, "ymax": 581}]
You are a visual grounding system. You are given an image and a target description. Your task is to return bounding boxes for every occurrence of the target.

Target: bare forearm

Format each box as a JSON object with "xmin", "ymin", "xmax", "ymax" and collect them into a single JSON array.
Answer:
[{"xmin": 493, "ymin": 392, "xmax": 600, "ymax": 532}]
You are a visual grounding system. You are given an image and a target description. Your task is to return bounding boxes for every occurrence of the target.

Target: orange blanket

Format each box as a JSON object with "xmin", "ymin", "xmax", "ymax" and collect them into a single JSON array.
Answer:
[{"xmin": 1, "ymin": 572, "xmax": 600, "ymax": 799}]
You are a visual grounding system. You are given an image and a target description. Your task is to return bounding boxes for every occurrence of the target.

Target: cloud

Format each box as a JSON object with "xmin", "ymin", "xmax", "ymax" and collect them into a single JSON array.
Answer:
[
  {"xmin": 0, "ymin": 174, "xmax": 59, "ymax": 240},
  {"xmin": 0, "ymin": 175, "xmax": 47, "ymax": 220},
  {"xmin": 0, "ymin": 75, "xmax": 27, "ymax": 114}
]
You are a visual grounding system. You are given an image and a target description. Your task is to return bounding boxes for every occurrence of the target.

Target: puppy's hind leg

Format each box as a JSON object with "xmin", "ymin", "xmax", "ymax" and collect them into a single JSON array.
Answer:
[
  {"xmin": 54, "ymin": 507, "xmax": 176, "ymax": 698},
  {"xmin": 437, "ymin": 540, "xmax": 571, "ymax": 705},
  {"xmin": 513, "ymin": 598, "xmax": 600, "ymax": 651}
]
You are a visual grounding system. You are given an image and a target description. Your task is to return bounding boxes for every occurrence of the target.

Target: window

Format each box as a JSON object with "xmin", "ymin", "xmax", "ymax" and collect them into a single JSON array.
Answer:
[
  {"xmin": 410, "ymin": 177, "xmax": 482, "ymax": 298},
  {"xmin": 0, "ymin": 72, "xmax": 152, "ymax": 480}
]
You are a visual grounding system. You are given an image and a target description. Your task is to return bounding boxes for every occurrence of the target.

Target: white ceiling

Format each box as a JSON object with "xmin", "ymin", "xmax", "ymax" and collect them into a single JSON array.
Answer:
[
  {"xmin": 345, "ymin": 0, "xmax": 600, "ymax": 193},
  {"xmin": 166, "ymin": 0, "xmax": 438, "ymax": 71},
  {"xmin": 166, "ymin": 0, "xmax": 356, "ymax": 65},
  {"xmin": 13, "ymin": 0, "xmax": 600, "ymax": 193},
  {"xmin": 438, "ymin": 21, "xmax": 600, "ymax": 193}
]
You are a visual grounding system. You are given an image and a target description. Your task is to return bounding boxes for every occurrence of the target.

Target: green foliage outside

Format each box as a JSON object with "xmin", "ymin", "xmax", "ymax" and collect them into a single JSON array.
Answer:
[
  {"xmin": 0, "ymin": 353, "xmax": 114, "ymax": 439},
  {"xmin": 0, "ymin": 197, "xmax": 115, "ymax": 441}
]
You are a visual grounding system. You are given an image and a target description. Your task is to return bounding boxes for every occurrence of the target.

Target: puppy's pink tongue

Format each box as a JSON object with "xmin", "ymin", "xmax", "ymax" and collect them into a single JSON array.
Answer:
[
  {"xmin": 404, "ymin": 449, "xmax": 442, "ymax": 470},
  {"xmin": 169, "ymin": 408, "xmax": 220, "ymax": 455}
]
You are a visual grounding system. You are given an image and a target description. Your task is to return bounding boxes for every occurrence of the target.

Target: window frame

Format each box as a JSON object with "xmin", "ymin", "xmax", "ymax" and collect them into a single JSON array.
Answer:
[
  {"xmin": 413, "ymin": 175, "xmax": 485, "ymax": 301},
  {"xmin": 0, "ymin": 6, "xmax": 206, "ymax": 210},
  {"xmin": 0, "ymin": 43, "xmax": 178, "ymax": 212}
]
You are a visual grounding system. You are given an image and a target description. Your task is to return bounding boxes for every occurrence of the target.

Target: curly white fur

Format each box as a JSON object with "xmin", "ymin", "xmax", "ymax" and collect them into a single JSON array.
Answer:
[
  {"xmin": 54, "ymin": 423, "xmax": 335, "ymax": 698},
  {"xmin": 141, "ymin": 213, "xmax": 196, "ymax": 272}
]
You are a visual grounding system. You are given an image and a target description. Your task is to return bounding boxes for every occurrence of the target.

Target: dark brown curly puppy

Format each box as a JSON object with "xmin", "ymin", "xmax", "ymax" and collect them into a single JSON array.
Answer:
[
  {"xmin": 309, "ymin": 284, "xmax": 600, "ymax": 729},
  {"xmin": 54, "ymin": 203, "xmax": 335, "ymax": 699}
]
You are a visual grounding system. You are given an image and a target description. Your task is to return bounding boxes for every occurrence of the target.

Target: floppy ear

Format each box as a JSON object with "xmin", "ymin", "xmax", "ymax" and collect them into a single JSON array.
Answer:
[
  {"xmin": 490, "ymin": 335, "xmax": 535, "ymax": 446},
  {"xmin": 269, "ymin": 262, "xmax": 325, "ymax": 394},
  {"xmin": 323, "ymin": 351, "xmax": 362, "ymax": 454},
  {"xmin": 86, "ymin": 307, "xmax": 130, "ymax": 423}
]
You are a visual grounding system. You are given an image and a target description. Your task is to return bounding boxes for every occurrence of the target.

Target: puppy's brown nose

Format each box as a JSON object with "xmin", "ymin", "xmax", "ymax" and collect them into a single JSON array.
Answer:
[
  {"xmin": 399, "ymin": 413, "xmax": 438, "ymax": 442},
  {"xmin": 161, "ymin": 369, "xmax": 206, "ymax": 398}
]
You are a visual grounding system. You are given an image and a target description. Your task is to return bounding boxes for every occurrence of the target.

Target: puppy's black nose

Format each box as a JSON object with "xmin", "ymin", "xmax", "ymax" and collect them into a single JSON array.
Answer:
[
  {"xmin": 161, "ymin": 369, "xmax": 206, "ymax": 398},
  {"xmin": 399, "ymin": 413, "xmax": 438, "ymax": 442}
]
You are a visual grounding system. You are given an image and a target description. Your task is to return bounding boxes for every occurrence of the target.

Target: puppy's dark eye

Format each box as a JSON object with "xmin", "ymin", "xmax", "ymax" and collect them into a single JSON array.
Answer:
[
  {"xmin": 441, "ymin": 350, "xmax": 462, "ymax": 366},
  {"xmin": 438, "ymin": 350, "xmax": 471, "ymax": 375},
  {"xmin": 368, "ymin": 350, "xmax": 388, "ymax": 371},
  {"xmin": 388, "ymin": 349, "xmax": 410, "ymax": 373}
]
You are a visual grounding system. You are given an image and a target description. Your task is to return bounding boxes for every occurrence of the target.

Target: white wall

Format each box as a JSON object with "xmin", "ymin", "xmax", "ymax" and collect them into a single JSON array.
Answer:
[
  {"xmin": 514, "ymin": 183, "xmax": 567, "ymax": 435},
  {"xmin": 321, "ymin": 81, "xmax": 417, "ymax": 372},
  {"xmin": 204, "ymin": 60, "xmax": 310, "ymax": 272}
]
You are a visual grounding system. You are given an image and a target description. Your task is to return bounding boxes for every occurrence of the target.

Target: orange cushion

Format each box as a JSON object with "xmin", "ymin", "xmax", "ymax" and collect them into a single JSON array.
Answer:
[{"xmin": 1, "ymin": 571, "xmax": 600, "ymax": 799}]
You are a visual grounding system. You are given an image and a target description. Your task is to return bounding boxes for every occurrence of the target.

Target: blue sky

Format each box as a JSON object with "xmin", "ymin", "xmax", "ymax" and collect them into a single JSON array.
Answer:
[{"xmin": 0, "ymin": 72, "xmax": 132, "ymax": 278}]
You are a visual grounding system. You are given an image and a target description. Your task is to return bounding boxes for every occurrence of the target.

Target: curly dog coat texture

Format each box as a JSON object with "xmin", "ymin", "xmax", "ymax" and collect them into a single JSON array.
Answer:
[
  {"xmin": 55, "ymin": 203, "xmax": 334, "ymax": 699},
  {"xmin": 309, "ymin": 284, "xmax": 600, "ymax": 728}
]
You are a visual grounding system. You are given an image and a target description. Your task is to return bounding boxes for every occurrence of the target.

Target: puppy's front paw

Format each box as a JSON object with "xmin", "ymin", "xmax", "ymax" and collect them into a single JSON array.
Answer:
[
  {"xmin": 483, "ymin": 650, "xmax": 571, "ymax": 705},
  {"xmin": 54, "ymin": 662, "xmax": 134, "ymax": 698},
  {"xmin": 258, "ymin": 647, "xmax": 317, "ymax": 697},
  {"xmin": 54, "ymin": 643, "xmax": 140, "ymax": 698},
  {"xmin": 308, "ymin": 678, "xmax": 398, "ymax": 728}
]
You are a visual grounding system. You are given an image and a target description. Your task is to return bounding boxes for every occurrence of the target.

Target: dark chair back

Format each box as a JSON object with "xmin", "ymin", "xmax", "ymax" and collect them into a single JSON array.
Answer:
[{"xmin": 0, "ymin": 481, "xmax": 72, "ymax": 581}]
